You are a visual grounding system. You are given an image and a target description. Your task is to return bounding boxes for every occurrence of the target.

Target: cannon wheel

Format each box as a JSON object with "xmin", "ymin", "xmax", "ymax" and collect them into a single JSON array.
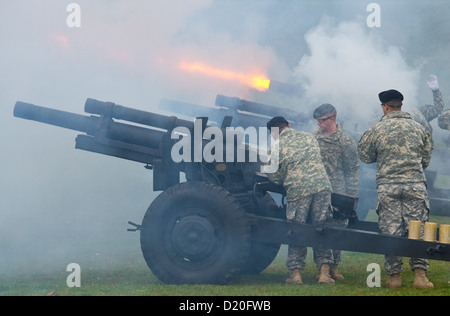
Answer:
[
  {"xmin": 239, "ymin": 193, "xmax": 282, "ymax": 275},
  {"xmin": 140, "ymin": 181, "xmax": 251, "ymax": 284}
]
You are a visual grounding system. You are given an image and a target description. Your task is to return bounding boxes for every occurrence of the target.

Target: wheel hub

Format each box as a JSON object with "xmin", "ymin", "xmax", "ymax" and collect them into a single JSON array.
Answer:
[{"xmin": 170, "ymin": 214, "xmax": 219, "ymax": 262}]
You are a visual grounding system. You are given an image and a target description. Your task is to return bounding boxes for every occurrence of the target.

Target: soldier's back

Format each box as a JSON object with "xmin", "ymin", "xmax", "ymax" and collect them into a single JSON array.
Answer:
[{"xmin": 359, "ymin": 111, "xmax": 432, "ymax": 185}]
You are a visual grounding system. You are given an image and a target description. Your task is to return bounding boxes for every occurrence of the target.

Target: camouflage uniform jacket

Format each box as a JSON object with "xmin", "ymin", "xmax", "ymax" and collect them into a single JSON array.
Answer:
[
  {"xmin": 410, "ymin": 89, "xmax": 444, "ymax": 134},
  {"xmin": 312, "ymin": 123, "xmax": 360, "ymax": 195},
  {"xmin": 358, "ymin": 111, "xmax": 433, "ymax": 186},
  {"xmin": 438, "ymin": 109, "xmax": 450, "ymax": 131},
  {"xmin": 268, "ymin": 128, "xmax": 331, "ymax": 201}
]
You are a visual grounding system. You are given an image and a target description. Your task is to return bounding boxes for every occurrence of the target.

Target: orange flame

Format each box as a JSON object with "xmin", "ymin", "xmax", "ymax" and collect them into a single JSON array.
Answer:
[
  {"xmin": 53, "ymin": 35, "xmax": 70, "ymax": 51},
  {"xmin": 179, "ymin": 62, "xmax": 270, "ymax": 91}
]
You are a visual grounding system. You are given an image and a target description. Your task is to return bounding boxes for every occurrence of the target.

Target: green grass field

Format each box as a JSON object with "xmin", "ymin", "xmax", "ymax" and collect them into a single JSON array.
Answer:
[
  {"xmin": 1, "ymin": 214, "xmax": 449, "ymax": 297},
  {"xmin": 1, "ymin": 247, "xmax": 448, "ymax": 297}
]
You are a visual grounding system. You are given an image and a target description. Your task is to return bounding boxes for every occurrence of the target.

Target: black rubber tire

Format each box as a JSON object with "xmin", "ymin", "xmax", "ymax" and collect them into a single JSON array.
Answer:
[{"xmin": 140, "ymin": 182, "xmax": 251, "ymax": 284}]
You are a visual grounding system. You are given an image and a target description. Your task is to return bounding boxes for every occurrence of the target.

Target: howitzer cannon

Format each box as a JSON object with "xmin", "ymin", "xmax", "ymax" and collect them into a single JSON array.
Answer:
[{"xmin": 13, "ymin": 98, "xmax": 450, "ymax": 285}]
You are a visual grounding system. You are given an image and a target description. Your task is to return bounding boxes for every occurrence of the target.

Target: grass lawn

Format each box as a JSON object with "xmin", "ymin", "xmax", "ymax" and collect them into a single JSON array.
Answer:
[{"xmin": 1, "ymin": 215, "xmax": 449, "ymax": 297}]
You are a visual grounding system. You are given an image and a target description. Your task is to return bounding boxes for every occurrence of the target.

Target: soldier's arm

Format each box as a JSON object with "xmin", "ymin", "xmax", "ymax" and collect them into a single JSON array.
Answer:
[
  {"xmin": 433, "ymin": 89, "xmax": 444, "ymax": 114},
  {"xmin": 418, "ymin": 90, "xmax": 444, "ymax": 122},
  {"xmin": 438, "ymin": 109, "xmax": 450, "ymax": 131},
  {"xmin": 267, "ymin": 166, "xmax": 283, "ymax": 185},
  {"xmin": 266, "ymin": 144, "xmax": 284, "ymax": 185},
  {"xmin": 420, "ymin": 75, "xmax": 444, "ymax": 122},
  {"xmin": 421, "ymin": 131, "xmax": 434, "ymax": 170},
  {"xmin": 343, "ymin": 140, "xmax": 361, "ymax": 195},
  {"xmin": 357, "ymin": 129, "xmax": 377, "ymax": 164}
]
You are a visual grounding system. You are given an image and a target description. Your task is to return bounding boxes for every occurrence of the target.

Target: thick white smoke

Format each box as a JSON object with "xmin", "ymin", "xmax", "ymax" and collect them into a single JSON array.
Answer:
[{"xmin": 293, "ymin": 17, "xmax": 422, "ymax": 131}]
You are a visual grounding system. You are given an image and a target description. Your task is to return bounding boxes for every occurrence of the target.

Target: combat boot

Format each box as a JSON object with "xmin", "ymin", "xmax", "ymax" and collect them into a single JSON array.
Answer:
[
  {"xmin": 330, "ymin": 265, "xmax": 344, "ymax": 280},
  {"xmin": 385, "ymin": 273, "xmax": 402, "ymax": 289},
  {"xmin": 413, "ymin": 268, "xmax": 434, "ymax": 289},
  {"xmin": 318, "ymin": 264, "xmax": 335, "ymax": 285},
  {"xmin": 286, "ymin": 268, "xmax": 303, "ymax": 285}
]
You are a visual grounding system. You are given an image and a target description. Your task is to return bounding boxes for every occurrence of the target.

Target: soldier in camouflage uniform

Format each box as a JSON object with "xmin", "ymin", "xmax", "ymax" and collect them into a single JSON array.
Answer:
[
  {"xmin": 436, "ymin": 75, "xmax": 449, "ymax": 131},
  {"xmin": 438, "ymin": 109, "xmax": 450, "ymax": 130},
  {"xmin": 312, "ymin": 104, "xmax": 360, "ymax": 281},
  {"xmin": 358, "ymin": 90, "xmax": 434, "ymax": 289},
  {"xmin": 266, "ymin": 116, "xmax": 335, "ymax": 285},
  {"xmin": 410, "ymin": 75, "xmax": 444, "ymax": 134}
]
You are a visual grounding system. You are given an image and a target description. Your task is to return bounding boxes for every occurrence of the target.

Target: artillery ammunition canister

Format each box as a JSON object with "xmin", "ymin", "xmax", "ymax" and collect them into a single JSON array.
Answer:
[
  {"xmin": 423, "ymin": 222, "xmax": 437, "ymax": 242},
  {"xmin": 408, "ymin": 220, "xmax": 422, "ymax": 240},
  {"xmin": 439, "ymin": 224, "xmax": 450, "ymax": 244}
]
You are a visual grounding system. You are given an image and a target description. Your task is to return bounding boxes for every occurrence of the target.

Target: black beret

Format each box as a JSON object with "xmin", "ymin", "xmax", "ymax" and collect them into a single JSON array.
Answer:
[
  {"xmin": 267, "ymin": 116, "xmax": 289, "ymax": 130},
  {"xmin": 313, "ymin": 103, "xmax": 336, "ymax": 119},
  {"xmin": 378, "ymin": 89, "xmax": 404, "ymax": 103}
]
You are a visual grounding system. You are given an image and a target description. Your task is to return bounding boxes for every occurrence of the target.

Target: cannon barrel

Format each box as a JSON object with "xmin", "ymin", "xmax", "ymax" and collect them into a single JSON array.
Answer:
[
  {"xmin": 85, "ymin": 98, "xmax": 196, "ymax": 131},
  {"xmin": 159, "ymin": 98, "xmax": 232, "ymax": 124},
  {"xmin": 215, "ymin": 95, "xmax": 308, "ymax": 127},
  {"xmin": 13, "ymin": 100, "xmax": 167, "ymax": 150},
  {"xmin": 14, "ymin": 101, "xmax": 98, "ymax": 135},
  {"xmin": 159, "ymin": 98, "xmax": 270, "ymax": 129},
  {"xmin": 159, "ymin": 95, "xmax": 308, "ymax": 129}
]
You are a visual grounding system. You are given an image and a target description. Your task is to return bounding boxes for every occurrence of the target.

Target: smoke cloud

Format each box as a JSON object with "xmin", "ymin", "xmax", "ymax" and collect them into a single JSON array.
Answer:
[{"xmin": 293, "ymin": 17, "xmax": 421, "ymax": 130}]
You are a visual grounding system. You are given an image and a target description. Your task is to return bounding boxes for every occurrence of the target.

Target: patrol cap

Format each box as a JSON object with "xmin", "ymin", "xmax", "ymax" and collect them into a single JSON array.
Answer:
[
  {"xmin": 378, "ymin": 89, "xmax": 404, "ymax": 103},
  {"xmin": 313, "ymin": 103, "xmax": 336, "ymax": 119},
  {"xmin": 267, "ymin": 116, "xmax": 289, "ymax": 130}
]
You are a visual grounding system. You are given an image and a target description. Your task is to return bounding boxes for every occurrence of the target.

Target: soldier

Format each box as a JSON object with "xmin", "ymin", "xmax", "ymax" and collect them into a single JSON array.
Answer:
[
  {"xmin": 438, "ymin": 109, "xmax": 450, "ymax": 131},
  {"xmin": 312, "ymin": 104, "xmax": 360, "ymax": 281},
  {"xmin": 410, "ymin": 74, "xmax": 444, "ymax": 134},
  {"xmin": 266, "ymin": 116, "xmax": 335, "ymax": 285},
  {"xmin": 358, "ymin": 90, "xmax": 434, "ymax": 289}
]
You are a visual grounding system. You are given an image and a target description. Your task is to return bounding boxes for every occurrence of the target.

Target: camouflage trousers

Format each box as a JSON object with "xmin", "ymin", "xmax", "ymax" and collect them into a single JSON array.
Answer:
[
  {"xmin": 377, "ymin": 182, "xmax": 430, "ymax": 275},
  {"xmin": 286, "ymin": 190, "xmax": 333, "ymax": 271},
  {"xmin": 329, "ymin": 216, "xmax": 348, "ymax": 265}
]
